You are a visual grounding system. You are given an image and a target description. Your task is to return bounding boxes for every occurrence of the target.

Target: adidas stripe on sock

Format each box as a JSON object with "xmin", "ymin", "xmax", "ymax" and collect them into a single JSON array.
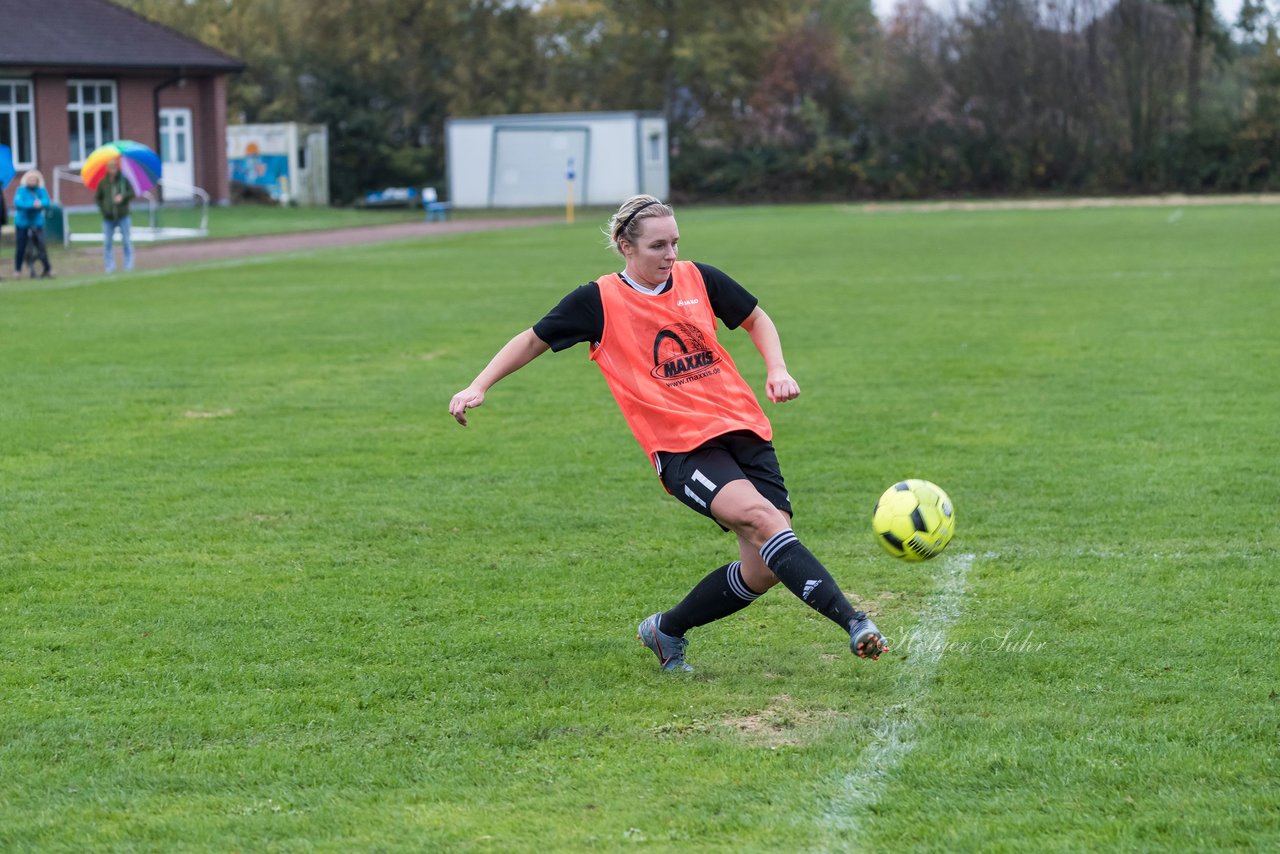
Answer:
[
  {"xmin": 725, "ymin": 561, "xmax": 760, "ymax": 604},
  {"xmin": 659, "ymin": 561, "xmax": 761, "ymax": 637},
  {"xmin": 758, "ymin": 528, "xmax": 859, "ymax": 629}
]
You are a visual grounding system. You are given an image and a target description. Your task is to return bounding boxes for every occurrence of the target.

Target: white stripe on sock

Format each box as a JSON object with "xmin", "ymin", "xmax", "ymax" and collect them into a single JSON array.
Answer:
[
  {"xmin": 759, "ymin": 528, "xmax": 799, "ymax": 565},
  {"xmin": 726, "ymin": 561, "xmax": 759, "ymax": 602}
]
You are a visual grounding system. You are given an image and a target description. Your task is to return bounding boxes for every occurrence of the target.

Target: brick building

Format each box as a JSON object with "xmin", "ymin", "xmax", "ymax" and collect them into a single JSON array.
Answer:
[{"xmin": 0, "ymin": 0, "xmax": 244, "ymax": 208}]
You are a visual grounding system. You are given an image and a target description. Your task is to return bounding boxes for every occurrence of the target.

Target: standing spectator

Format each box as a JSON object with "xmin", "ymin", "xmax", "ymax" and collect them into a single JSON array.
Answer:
[
  {"xmin": 14, "ymin": 170, "xmax": 52, "ymax": 279},
  {"xmin": 95, "ymin": 157, "xmax": 135, "ymax": 273}
]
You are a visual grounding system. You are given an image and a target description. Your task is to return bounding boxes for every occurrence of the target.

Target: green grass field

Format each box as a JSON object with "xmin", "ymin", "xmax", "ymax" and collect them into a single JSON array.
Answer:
[{"xmin": 2, "ymin": 202, "xmax": 1277, "ymax": 851}]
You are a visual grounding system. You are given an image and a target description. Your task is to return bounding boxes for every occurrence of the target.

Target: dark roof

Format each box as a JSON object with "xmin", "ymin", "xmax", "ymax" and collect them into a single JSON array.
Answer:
[{"xmin": 0, "ymin": 0, "xmax": 244, "ymax": 72}]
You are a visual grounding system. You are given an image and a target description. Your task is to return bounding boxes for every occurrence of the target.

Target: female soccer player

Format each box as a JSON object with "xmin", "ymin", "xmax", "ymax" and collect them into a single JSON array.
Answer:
[{"xmin": 448, "ymin": 195, "xmax": 887, "ymax": 671}]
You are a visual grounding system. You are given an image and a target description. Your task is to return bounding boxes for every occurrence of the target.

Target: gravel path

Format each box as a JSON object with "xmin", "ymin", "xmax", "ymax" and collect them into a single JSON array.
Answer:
[{"xmin": 35, "ymin": 215, "xmax": 561, "ymax": 278}]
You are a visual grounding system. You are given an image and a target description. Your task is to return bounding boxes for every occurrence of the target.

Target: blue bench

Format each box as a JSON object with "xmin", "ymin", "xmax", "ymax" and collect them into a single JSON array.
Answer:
[
  {"xmin": 422, "ymin": 187, "xmax": 451, "ymax": 222},
  {"xmin": 363, "ymin": 187, "xmax": 418, "ymax": 208}
]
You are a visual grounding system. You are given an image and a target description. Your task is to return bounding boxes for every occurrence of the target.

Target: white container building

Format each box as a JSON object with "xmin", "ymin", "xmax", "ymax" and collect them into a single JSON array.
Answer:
[{"xmin": 445, "ymin": 111, "xmax": 668, "ymax": 209}]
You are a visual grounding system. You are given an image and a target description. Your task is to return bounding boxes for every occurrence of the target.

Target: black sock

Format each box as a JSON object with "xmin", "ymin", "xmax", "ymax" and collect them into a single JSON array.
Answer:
[
  {"xmin": 659, "ymin": 561, "xmax": 762, "ymax": 638},
  {"xmin": 759, "ymin": 529, "xmax": 860, "ymax": 630}
]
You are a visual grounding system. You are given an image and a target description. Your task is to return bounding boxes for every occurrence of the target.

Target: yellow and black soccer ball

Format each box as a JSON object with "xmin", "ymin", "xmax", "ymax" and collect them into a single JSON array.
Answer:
[{"xmin": 872, "ymin": 479, "xmax": 956, "ymax": 561}]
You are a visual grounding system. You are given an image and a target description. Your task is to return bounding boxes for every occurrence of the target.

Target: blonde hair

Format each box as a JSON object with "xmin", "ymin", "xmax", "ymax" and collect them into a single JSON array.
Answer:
[
  {"xmin": 604, "ymin": 194, "xmax": 673, "ymax": 255},
  {"xmin": 22, "ymin": 169, "xmax": 44, "ymax": 187}
]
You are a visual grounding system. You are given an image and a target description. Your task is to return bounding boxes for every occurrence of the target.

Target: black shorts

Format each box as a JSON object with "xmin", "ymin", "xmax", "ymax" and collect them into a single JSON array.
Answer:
[{"xmin": 654, "ymin": 430, "xmax": 792, "ymax": 531}]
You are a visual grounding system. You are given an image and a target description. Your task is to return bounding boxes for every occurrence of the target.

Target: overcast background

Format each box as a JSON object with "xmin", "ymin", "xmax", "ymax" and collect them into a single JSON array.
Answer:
[{"xmin": 871, "ymin": 0, "xmax": 1249, "ymax": 29}]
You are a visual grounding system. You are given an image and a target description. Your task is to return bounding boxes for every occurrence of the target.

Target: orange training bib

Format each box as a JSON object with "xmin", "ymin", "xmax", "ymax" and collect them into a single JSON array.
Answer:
[{"xmin": 590, "ymin": 261, "xmax": 772, "ymax": 460}]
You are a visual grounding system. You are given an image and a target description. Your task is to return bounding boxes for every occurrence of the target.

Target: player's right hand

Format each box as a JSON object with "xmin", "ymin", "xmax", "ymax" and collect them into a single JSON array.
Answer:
[{"xmin": 449, "ymin": 387, "xmax": 485, "ymax": 426}]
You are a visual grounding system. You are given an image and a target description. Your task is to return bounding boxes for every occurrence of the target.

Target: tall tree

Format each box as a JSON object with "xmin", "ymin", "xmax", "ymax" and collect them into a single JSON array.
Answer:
[
  {"xmin": 948, "ymin": 0, "xmax": 1103, "ymax": 191},
  {"xmin": 1163, "ymin": 0, "xmax": 1233, "ymax": 129},
  {"xmin": 871, "ymin": 0, "xmax": 967, "ymax": 195},
  {"xmin": 1097, "ymin": 0, "xmax": 1189, "ymax": 187}
]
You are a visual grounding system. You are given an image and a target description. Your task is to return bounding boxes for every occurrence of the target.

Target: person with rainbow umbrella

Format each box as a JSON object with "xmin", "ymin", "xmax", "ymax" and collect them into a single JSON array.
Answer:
[
  {"xmin": 94, "ymin": 157, "xmax": 136, "ymax": 273},
  {"xmin": 82, "ymin": 140, "xmax": 160, "ymax": 274}
]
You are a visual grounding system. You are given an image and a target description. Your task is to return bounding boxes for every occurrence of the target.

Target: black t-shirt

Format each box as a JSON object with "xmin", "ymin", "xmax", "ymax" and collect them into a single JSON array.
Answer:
[{"xmin": 532, "ymin": 262, "xmax": 758, "ymax": 352}]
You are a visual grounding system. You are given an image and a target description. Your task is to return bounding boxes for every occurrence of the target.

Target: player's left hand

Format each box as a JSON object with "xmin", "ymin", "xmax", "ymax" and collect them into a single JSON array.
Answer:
[
  {"xmin": 449, "ymin": 386, "xmax": 485, "ymax": 426},
  {"xmin": 766, "ymin": 372, "xmax": 800, "ymax": 403}
]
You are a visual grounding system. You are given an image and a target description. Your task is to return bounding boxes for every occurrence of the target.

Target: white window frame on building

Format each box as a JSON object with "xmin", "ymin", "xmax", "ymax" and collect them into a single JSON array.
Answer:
[
  {"xmin": 67, "ymin": 79, "xmax": 118, "ymax": 166},
  {"xmin": 0, "ymin": 78, "xmax": 37, "ymax": 170}
]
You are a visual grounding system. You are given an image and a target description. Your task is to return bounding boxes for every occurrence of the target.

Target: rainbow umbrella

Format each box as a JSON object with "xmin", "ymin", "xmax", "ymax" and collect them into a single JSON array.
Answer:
[{"xmin": 81, "ymin": 140, "xmax": 162, "ymax": 193}]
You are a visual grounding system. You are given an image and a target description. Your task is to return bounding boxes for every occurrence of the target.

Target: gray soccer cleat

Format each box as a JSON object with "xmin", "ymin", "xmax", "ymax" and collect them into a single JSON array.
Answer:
[
  {"xmin": 850, "ymin": 612, "xmax": 889, "ymax": 660},
  {"xmin": 637, "ymin": 613, "xmax": 693, "ymax": 672}
]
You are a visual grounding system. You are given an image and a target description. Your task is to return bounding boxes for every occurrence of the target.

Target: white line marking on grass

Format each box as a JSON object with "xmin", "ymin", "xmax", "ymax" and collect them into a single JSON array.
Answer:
[{"xmin": 812, "ymin": 552, "xmax": 974, "ymax": 852}]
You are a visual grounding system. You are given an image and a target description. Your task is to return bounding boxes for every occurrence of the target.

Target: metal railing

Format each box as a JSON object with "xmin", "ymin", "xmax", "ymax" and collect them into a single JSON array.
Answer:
[{"xmin": 51, "ymin": 166, "xmax": 210, "ymax": 245}]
